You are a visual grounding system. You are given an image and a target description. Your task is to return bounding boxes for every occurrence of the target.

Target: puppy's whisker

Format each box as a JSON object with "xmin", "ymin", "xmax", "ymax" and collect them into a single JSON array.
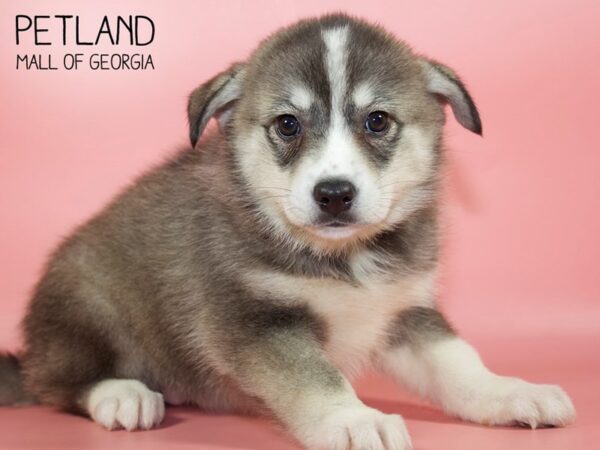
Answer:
[
  {"xmin": 253, "ymin": 194, "xmax": 291, "ymax": 202},
  {"xmin": 254, "ymin": 187, "xmax": 292, "ymax": 192}
]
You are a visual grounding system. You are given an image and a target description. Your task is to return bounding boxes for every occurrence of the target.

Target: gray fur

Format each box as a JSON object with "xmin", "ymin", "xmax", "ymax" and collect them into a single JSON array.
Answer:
[
  {"xmin": 188, "ymin": 63, "xmax": 246, "ymax": 146},
  {"xmin": 18, "ymin": 140, "xmax": 350, "ymax": 415},
  {"xmin": 420, "ymin": 59, "xmax": 482, "ymax": 135},
  {"xmin": 1, "ymin": 13, "xmax": 482, "ymax": 443},
  {"xmin": 0, "ymin": 353, "xmax": 34, "ymax": 406},
  {"xmin": 388, "ymin": 307, "xmax": 455, "ymax": 348}
]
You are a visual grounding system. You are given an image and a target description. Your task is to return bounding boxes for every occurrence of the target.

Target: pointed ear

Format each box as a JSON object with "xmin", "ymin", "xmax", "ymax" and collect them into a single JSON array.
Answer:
[
  {"xmin": 419, "ymin": 59, "xmax": 482, "ymax": 135},
  {"xmin": 187, "ymin": 63, "xmax": 246, "ymax": 147}
]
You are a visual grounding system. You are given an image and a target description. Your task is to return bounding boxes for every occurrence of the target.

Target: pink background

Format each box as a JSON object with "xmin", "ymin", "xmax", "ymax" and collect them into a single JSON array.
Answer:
[{"xmin": 1, "ymin": 1, "xmax": 599, "ymax": 449}]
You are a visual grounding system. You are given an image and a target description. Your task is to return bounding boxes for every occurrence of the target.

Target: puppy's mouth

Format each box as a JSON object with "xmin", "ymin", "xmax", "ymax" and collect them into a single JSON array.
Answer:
[
  {"xmin": 320, "ymin": 219, "xmax": 353, "ymax": 227},
  {"xmin": 307, "ymin": 216, "xmax": 364, "ymax": 240},
  {"xmin": 314, "ymin": 211, "xmax": 356, "ymax": 227},
  {"xmin": 309, "ymin": 224, "xmax": 361, "ymax": 240},
  {"xmin": 283, "ymin": 204, "xmax": 386, "ymax": 243}
]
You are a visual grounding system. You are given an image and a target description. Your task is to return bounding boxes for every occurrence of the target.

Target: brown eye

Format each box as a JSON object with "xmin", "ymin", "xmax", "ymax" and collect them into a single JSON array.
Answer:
[
  {"xmin": 276, "ymin": 115, "xmax": 300, "ymax": 138},
  {"xmin": 365, "ymin": 111, "xmax": 389, "ymax": 133}
]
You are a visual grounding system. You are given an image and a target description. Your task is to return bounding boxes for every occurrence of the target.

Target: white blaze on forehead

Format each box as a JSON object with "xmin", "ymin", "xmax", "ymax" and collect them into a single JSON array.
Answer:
[
  {"xmin": 322, "ymin": 26, "xmax": 349, "ymax": 130},
  {"xmin": 289, "ymin": 85, "xmax": 313, "ymax": 110},
  {"xmin": 319, "ymin": 25, "xmax": 357, "ymax": 181}
]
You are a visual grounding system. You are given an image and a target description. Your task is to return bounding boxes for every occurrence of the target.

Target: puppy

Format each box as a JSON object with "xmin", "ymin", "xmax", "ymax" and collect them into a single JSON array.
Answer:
[{"xmin": 0, "ymin": 14, "xmax": 575, "ymax": 450}]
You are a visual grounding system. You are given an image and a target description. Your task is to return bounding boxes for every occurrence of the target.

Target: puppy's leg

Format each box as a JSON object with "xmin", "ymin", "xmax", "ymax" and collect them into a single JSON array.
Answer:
[
  {"xmin": 22, "ymin": 318, "xmax": 165, "ymax": 431},
  {"xmin": 217, "ymin": 306, "xmax": 412, "ymax": 450},
  {"xmin": 378, "ymin": 307, "xmax": 575, "ymax": 428}
]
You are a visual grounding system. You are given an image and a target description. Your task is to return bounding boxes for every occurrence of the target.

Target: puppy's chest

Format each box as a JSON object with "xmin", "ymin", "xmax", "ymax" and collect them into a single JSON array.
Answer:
[
  {"xmin": 244, "ymin": 269, "xmax": 434, "ymax": 377},
  {"xmin": 305, "ymin": 280, "xmax": 408, "ymax": 376}
]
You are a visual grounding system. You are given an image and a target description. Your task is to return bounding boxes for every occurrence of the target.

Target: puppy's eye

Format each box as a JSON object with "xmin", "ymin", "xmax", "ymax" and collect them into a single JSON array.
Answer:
[
  {"xmin": 276, "ymin": 115, "xmax": 301, "ymax": 138},
  {"xmin": 365, "ymin": 111, "xmax": 389, "ymax": 133}
]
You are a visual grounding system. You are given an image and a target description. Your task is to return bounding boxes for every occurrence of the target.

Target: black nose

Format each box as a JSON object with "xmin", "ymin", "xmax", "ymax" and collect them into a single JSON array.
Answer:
[{"xmin": 313, "ymin": 180, "xmax": 356, "ymax": 216}]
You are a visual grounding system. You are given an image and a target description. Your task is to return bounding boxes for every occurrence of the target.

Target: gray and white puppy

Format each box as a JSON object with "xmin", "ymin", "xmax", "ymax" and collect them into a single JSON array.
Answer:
[{"xmin": 1, "ymin": 14, "xmax": 575, "ymax": 450}]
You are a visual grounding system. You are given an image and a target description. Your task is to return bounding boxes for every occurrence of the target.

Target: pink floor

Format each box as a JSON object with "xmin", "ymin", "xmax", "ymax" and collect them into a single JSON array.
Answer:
[{"xmin": 1, "ymin": 335, "xmax": 597, "ymax": 450}]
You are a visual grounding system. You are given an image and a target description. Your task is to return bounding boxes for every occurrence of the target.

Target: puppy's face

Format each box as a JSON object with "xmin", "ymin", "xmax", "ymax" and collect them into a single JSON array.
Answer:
[{"xmin": 188, "ymin": 15, "xmax": 481, "ymax": 251}]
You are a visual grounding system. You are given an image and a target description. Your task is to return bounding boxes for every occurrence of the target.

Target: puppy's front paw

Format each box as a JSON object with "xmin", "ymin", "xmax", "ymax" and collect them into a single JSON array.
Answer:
[
  {"xmin": 457, "ymin": 376, "xmax": 575, "ymax": 428},
  {"xmin": 301, "ymin": 406, "xmax": 412, "ymax": 450},
  {"xmin": 85, "ymin": 379, "xmax": 165, "ymax": 431}
]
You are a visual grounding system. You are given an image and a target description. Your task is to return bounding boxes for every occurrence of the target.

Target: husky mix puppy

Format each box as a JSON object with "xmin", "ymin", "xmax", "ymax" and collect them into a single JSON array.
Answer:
[{"xmin": 0, "ymin": 14, "xmax": 574, "ymax": 450}]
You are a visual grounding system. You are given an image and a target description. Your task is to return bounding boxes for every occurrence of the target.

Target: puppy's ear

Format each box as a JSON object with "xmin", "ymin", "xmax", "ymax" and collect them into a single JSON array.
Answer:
[
  {"xmin": 419, "ymin": 59, "xmax": 482, "ymax": 135},
  {"xmin": 188, "ymin": 63, "xmax": 246, "ymax": 147}
]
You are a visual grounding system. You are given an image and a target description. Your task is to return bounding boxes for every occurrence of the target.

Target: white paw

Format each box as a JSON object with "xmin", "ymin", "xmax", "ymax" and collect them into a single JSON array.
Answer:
[
  {"xmin": 455, "ymin": 376, "xmax": 575, "ymax": 428},
  {"xmin": 85, "ymin": 379, "xmax": 165, "ymax": 431},
  {"xmin": 302, "ymin": 405, "xmax": 412, "ymax": 450}
]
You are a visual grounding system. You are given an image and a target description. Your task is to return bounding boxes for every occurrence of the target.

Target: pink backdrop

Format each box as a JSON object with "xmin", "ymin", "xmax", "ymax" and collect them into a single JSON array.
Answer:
[{"xmin": 0, "ymin": 1, "xmax": 599, "ymax": 449}]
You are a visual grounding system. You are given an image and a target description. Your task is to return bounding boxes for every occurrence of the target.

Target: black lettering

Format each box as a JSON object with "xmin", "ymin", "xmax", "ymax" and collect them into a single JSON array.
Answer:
[
  {"xmin": 116, "ymin": 15, "xmax": 133, "ymax": 45},
  {"xmin": 34, "ymin": 16, "xmax": 51, "ymax": 45},
  {"xmin": 15, "ymin": 15, "xmax": 32, "ymax": 45},
  {"xmin": 75, "ymin": 16, "xmax": 93, "ymax": 45},
  {"xmin": 55, "ymin": 15, "xmax": 73, "ymax": 45},
  {"xmin": 95, "ymin": 16, "xmax": 115, "ymax": 45},
  {"xmin": 135, "ymin": 16, "xmax": 154, "ymax": 46},
  {"xmin": 16, "ymin": 53, "xmax": 28, "ymax": 69}
]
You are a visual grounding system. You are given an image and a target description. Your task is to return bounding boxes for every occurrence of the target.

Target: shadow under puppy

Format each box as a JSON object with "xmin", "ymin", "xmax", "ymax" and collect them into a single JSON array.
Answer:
[{"xmin": 0, "ymin": 14, "xmax": 574, "ymax": 450}]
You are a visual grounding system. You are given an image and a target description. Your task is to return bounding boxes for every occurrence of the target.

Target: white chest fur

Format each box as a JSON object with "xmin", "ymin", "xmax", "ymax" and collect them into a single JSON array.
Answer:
[{"xmin": 243, "ymin": 262, "xmax": 436, "ymax": 378}]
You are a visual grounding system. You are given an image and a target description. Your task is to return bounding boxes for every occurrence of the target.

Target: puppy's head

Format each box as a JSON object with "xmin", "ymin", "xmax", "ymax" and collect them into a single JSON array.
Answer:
[{"xmin": 188, "ymin": 15, "xmax": 481, "ymax": 252}]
